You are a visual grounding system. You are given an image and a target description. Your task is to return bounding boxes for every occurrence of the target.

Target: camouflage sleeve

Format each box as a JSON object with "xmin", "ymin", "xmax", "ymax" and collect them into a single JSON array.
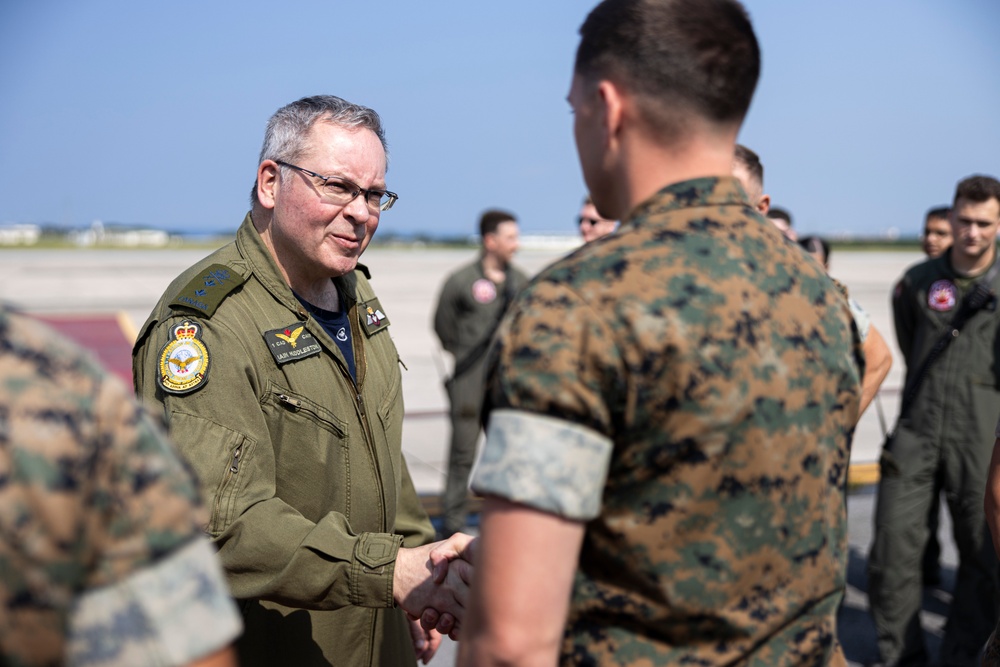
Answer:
[
  {"xmin": 472, "ymin": 409, "xmax": 612, "ymax": 520},
  {"xmin": 848, "ymin": 298, "xmax": 871, "ymax": 344},
  {"xmin": 67, "ymin": 537, "xmax": 241, "ymax": 667},
  {"xmin": 1, "ymin": 307, "xmax": 231, "ymax": 665},
  {"xmin": 471, "ymin": 279, "xmax": 623, "ymax": 520}
]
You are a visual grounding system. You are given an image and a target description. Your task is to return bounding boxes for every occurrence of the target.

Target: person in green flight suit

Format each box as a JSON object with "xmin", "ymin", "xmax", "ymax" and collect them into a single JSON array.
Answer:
[
  {"xmin": 433, "ymin": 210, "xmax": 528, "ymax": 538},
  {"xmin": 133, "ymin": 95, "xmax": 475, "ymax": 667},
  {"xmin": 869, "ymin": 174, "xmax": 1000, "ymax": 666}
]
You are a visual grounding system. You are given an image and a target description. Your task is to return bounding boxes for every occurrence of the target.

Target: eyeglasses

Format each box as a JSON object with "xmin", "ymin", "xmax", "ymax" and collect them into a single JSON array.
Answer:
[
  {"xmin": 578, "ymin": 216, "xmax": 602, "ymax": 227},
  {"xmin": 275, "ymin": 160, "xmax": 398, "ymax": 212}
]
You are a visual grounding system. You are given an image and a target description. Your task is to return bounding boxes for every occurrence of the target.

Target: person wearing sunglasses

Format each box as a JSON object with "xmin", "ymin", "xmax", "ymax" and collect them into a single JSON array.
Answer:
[{"xmin": 577, "ymin": 195, "xmax": 617, "ymax": 243}]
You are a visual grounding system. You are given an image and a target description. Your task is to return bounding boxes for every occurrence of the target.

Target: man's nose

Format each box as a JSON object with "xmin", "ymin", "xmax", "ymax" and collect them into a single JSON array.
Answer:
[{"xmin": 344, "ymin": 192, "xmax": 372, "ymax": 222}]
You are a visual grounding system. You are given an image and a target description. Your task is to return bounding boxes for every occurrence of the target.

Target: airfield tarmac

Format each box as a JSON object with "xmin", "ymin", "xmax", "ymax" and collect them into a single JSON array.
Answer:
[{"xmin": 0, "ymin": 244, "xmax": 953, "ymax": 665}]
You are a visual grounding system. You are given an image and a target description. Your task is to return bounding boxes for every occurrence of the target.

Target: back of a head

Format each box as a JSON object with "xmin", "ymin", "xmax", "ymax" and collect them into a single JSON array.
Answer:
[
  {"xmin": 251, "ymin": 95, "xmax": 388, "ymax": 207},
  {"xmin": 574, "ymin": 0, "xmax": 760, "ymax": 140},
  {"xmin": 954, "ymin": 174, "xmax": 1000, "ymax": 206},
  {"xmin": 798, "ymin": 235, "xmax": 830, "ymax": 268},
  {"xmin": 769, "ymin": 207, "xmax": 792, "ymax": 226},
  {"xmin": 733, "ymin": 143, "xmax": 764, "ymax": 200},
  {"xmin": 480, "ymin": 209, "xmax": 517, "ymax": 238}
]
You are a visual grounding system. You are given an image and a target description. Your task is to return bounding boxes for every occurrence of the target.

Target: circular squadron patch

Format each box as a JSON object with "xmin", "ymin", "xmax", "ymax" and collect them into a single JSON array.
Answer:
[
  {"xmin": 157, "ymin": 320, "xmax": 210, "ymax": 394},
  {"xmin": 472, "ymin": 278, "xmax": 497, "ymax": 304},
  {"xmin": 928, "ymin": 280, "xmax": 957, "ymax": 312}
]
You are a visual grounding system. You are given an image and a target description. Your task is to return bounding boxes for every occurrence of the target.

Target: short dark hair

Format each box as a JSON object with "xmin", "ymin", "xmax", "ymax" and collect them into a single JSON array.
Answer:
[
  {"xmin": 734, "ymin": 144, "xmax": 764, "ymax": 190},
  {"xmin": 480, "ymin": 209, "xmax": 517, "ymax": 238},
  {"xmin": 769, "ymin": 207, "xmax": 792, "ymax": 225},
  {"xmin": 575, "ymin": 0, "xmax": 760, "ymax": 137},
  {"xmin": 925, "ymin": 206, "xmax": 950, "ymax": 222},
  {"xmin": 953, "ymin": 175, "xmax": 1000, "ymax": 207},
  {"xmin": 799, "ymin": 235, "xmax": 830, "ymax": 267}
]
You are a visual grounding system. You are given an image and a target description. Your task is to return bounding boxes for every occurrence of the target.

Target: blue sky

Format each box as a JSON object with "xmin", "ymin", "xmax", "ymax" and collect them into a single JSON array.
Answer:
[{"xmin": 1, "ymin": 1, "xmax": 998, "ymax": 238}]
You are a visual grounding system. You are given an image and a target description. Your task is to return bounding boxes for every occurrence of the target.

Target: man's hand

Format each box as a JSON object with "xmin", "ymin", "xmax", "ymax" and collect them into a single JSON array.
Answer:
[
  {"xmin": 407, "ymin": 617, "xmax": 442, "ymax": 664},
  {"xmin": 394, "ymin": 533, "xmax": 476, "ymax": 639},
  {"xmin": 429, "ymin": 532, "xmax": 478, "ymax": 583}
]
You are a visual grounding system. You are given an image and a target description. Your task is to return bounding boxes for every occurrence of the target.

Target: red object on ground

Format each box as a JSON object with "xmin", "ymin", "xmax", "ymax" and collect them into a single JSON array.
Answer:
[{"xmin": 34, "ymin": 313, "xmax": 135, "ymax": 387}]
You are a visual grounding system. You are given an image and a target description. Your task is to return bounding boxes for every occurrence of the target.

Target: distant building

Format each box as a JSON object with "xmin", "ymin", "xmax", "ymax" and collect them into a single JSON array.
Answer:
[
  {"xmin": 0, "ymin": 224, "xmax": 41, "ymax": 246},
  {"xmin": 70, "ymin": 221, "xmax": 170, "ymax": 247}
]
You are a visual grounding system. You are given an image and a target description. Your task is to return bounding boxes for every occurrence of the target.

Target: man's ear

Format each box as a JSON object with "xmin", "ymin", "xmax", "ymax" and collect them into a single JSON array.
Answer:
[
  {"xmin": 597, "ymin": 80, "xmax": 625, "ymax": 150},
  {"xmin": 257, "ymin": 161, "xmax": 280, "ymax": 210},
  {"xmin": 757, "ymin": 193, "xmax": 771, "ymax": 216},
  {"xmin": 482, "ymin": 232, "xmax": 496, "ymax": 254}
]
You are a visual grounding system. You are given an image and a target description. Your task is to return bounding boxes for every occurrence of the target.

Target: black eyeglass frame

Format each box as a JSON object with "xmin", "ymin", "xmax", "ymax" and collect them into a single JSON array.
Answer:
[{"xmin": 275, "ymin": 160, "xmax": 398, "ymax": 212}]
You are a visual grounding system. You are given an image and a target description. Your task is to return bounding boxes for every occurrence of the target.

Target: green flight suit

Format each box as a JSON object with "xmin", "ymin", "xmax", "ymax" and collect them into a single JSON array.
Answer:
[
  {"xmin": 433, "ymin": 258, "xmax": 528, "ymax": 535},
  {"xmin": 869, "ymin": 250, "xmax": 1000, "ymax": 665},
  {"xmin": 133, "ymin": 214, "xmax": 435, "ymax": 667}
]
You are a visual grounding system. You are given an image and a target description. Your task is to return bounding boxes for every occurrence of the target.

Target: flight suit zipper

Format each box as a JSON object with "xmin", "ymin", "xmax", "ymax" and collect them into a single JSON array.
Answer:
[
  {"xmin": 355, "ymin": 384, "xmax": 387, "ymax": 533},
  {"xmin": 212, "ymin": 443, "xmax": 243, "ymax": 532}
]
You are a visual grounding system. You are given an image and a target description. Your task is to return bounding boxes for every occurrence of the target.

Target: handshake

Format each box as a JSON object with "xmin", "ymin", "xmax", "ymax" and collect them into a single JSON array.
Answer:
[{"xmin": 393, "ymin": 533, "xmax": 478, "ymax": 663}]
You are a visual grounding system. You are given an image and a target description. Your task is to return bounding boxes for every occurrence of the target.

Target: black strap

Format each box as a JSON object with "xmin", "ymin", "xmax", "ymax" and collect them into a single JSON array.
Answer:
[
  {"xmin": 898, "ymin": 257, "xmax": 1000, "ymax": 418},
  {"xmin": 450, "ymin": 272, "xmax": 518, "ymax": 380}
]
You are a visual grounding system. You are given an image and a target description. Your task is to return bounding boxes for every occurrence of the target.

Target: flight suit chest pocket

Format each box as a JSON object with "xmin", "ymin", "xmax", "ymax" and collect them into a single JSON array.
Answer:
[{"xmin": 261, "ymin": 383, "xmax": 351, "ymax": 524}]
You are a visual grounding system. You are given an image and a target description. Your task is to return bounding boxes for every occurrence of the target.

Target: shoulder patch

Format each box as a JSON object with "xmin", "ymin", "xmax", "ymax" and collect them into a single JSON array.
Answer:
[
  {"xmin": 157, "ymin": 320, "xmax": 210, "ymax": 395},
  {"xmin": 360, "ymin": 298, "xmax": 390, "ymax": 337},
  {"xmin": 263, "ymin": 323, "xmax": 322, "ymax": 365},
  {"xmin": 168, "ymin": 264, "xmax": 247, "ymax": 317}
]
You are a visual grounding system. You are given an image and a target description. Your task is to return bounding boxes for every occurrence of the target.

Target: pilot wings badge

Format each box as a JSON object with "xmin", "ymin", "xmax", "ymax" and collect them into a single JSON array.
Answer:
[
  {"xmin": 275, "ymin": 326, "xmax": 304, "ymax": 348},
  {"xmin": 157, "ymin": 319, "xmax": 210, "ymax": 394}
]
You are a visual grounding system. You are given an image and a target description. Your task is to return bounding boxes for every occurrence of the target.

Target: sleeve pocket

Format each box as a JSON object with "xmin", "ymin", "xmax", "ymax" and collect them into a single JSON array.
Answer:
[{"xmin": 166, "ymin": 411, "xmax": 256, "ymax": 537}]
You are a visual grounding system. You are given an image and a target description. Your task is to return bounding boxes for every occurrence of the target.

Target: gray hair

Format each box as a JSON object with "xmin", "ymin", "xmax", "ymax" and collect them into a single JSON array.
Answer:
[{"xmin": 250, "ymin": 95, "xmax": 389, "ymax": 207}]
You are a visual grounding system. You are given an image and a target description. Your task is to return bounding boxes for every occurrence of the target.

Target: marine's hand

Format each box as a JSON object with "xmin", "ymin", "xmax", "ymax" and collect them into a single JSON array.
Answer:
[
  {"xmin": 394, "ymin": 538, "xmax": 475, "ymax": 636},
  {"xmin": 407, "ymin": 617, "xmax": 442, "ymax": 664},
  {"xmin": 429, "ymin": 533, "xmax": 478, "ymax": 583}
]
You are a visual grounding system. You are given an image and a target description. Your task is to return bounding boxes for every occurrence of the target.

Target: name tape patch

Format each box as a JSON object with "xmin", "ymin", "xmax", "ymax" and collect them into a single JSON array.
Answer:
[{"xmin": 264, "ymin": 323, "xmax": 322, "ymax": 365}]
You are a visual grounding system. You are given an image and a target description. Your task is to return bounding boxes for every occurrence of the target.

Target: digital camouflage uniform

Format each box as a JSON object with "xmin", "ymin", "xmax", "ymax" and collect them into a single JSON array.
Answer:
[
  {"xmin": 433, "ymin": 258, "xmax": 528, "ymax": 535},
  {"xmin": 868, "ymin": 250, "xmax": 1000, "ymax": 666},
  {"xmin": 133, "ymin": 215, "xmax": 435, "ymax": 667},
  {"xmin": 473, "ymin": 177, "xmax": 864, "ymax": 666},
  {"xmin": 0, "ymin": 305, "xmax": 241, "ymax": 667}
]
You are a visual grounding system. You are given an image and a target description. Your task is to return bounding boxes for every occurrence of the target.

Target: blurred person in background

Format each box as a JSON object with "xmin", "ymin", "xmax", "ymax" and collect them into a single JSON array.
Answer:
[
  {"xmin": 577, "ymin": 194, "xmax": 618, "ymax": 243},
  {"xmin": 433, "ymin": 209, "xmax": 528, "ymax": 539},
  {"xmin": 922, "ymin": 206, "xmax": 953, "ymax": 259},
  {"xmin": 869, "ymin": 174, "xmax": 1000, "ymax": 666},
  {"xmin": 798, "ymin": 234, "xmax": 892, "ymax": 417},
  {"xmin": 731, "ymin": 143, "xmax": 771, "ymax": 215},
  {"xmin": 769, "ymin": 205, "xmax": 797, "ymax": 241}
]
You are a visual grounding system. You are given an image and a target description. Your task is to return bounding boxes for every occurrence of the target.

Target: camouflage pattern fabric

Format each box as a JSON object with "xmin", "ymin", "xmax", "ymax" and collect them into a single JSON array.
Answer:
[
  {"xmin": 0, "ymin": 305, "xmax": 240, "ymax": 666},
  {"xmin": 473, "ymin": 177, "xmax": 863, "ymax": 666}
]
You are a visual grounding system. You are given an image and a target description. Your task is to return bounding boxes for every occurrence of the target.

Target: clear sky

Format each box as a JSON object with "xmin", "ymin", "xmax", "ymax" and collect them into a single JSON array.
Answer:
[{"xmin": 1, "ymin": 1, "xmax": 998, "ymax": 239}]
